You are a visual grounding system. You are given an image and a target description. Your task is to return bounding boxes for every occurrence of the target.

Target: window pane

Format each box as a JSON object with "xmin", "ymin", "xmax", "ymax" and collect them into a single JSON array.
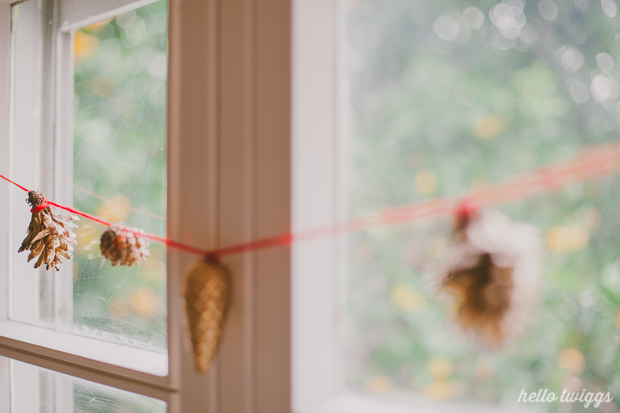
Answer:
[
  {"xmin": 8, "ymin": 356, "xmax": 166, "ymax": 412},
  {"xmin": 344, "ymin": 0, "xmax": 620, "ymax": 408},
  {"xmin": 10, "ymin": 0, "xmax": 168, "ymax": 353},
  {"xmin": 72, "ymin": 1, "xmax": 168, "ymax": 350}
]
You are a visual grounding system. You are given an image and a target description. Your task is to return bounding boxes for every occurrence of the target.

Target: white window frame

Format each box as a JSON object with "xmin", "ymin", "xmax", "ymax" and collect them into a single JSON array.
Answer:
[
  {"xmin": 290, "ymin": 2, "xmax": 460, "ymax": 412},
  {"xmin": 0, "ymin": 0, "xmax": 297, "ymax": 411},
  {"xmin": 0, "ymin": 0, "xmax": 410, "ymax": 411}
]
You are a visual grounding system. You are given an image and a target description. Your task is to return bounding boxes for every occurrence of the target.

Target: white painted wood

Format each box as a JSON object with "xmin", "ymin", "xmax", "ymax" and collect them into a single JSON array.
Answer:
[
  {"xmin": 53, "ymin": 30, "xmax": 75, "ymax": 328},
  {"xmin": 1, "ymin": 344, "xmax": 173, "ymax": 402},
  {"xmin": 0, "ymin": 321, "xmax": 168, "ymax": 379},
  {"xmin": 58, "ymin": 0, "xmax": 158, "ymax": 31},
  {"xmin": 291, "ymin": 0, "xmax": 344, "ymax": 410},
  {"xmin": 0, "ymin": 0, "xmax": 11, "ymax": 325},
  {"xmin": 0, "ymin": 6, "xmax": 12, "ymax": 413},
  {"xmin": 54, "ymin": 372, "xmax": 75, "ymax": 413},
  {"xmin": 0, "ymin": 356, "xmax": 9, "ymax": 412},
  {"xmin": 39, "ymin": 0, "xmax": 60, "ymax": 324},
  {"xmin": 11, "ymin": 358, "xmax": 41, "ymax": 413},
  {"xmin": 10, "ymin": 0, "xmax": 44, "ymax": 325}
]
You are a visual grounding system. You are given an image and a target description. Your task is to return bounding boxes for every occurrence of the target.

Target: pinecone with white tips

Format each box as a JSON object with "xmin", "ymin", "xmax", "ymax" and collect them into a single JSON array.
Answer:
[
  {"xmin": 100, "ymin": 222, "xmax": 150, "ymax": 266},
  {"xmin": 440, "ymin": 210, "xmax": 541, "ymax": 347},
  {"xmin": 18, "ymin": 191, "xmax": 79, "ymax": 271}
]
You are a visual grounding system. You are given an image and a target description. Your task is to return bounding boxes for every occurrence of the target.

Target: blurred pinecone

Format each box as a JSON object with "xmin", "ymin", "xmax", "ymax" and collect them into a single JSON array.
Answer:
[
  {"xmin": 18, "ymin": 191, "xmax": 79, "ymax": 271},
  {"xmin": 440, "ymin": 210, "xmax": 541, "ymax": 347},
  {"xmin": 184, "ymin": 259, "xmax": 231, "ymax": 373},
  {"xmin": 100, "ymin": 222, "xmax": 150, "ymax": 266}
]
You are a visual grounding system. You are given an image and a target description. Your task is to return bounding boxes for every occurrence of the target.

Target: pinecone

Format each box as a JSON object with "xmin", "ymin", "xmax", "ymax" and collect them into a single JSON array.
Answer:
[
  {"xmin": 184, "ymin": 259, "xmax": 231, "ymax": 373},
  {"xmin": 440, "ymin": 210, "xmax": 541, "ymax": 347},
  {"xmin": 100, "ymin": 222, "xmax": 150, "ymax": 266},
  {"xmin": 18, "ymin": 191, "xmax": 78, "ymax": 271}
]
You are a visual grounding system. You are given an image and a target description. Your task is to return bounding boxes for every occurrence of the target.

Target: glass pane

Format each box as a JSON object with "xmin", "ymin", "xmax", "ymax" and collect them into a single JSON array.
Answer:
[
  {"xmin": 72, "ymin": 1, "xmax": 168, "ymax": 350},
  {"xmin": 344, "ymin": 0, "xmax": 620, "ymax": 410},
  {"xmin": 8, "ymin": 356, "xmax": 167, "ymax": 412},
  {"xmin": 10, "ymin": 0, "xmax": 168, "ymax": 354}
]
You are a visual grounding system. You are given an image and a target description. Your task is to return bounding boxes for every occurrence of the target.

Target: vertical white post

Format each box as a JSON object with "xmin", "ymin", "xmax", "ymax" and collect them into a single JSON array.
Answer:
[
  {"xmin": 10, "ymin": 0, "xmax": 44, "ymax": 324},
  {"xmin": 0, "ymin": 357, "xmax": 9, "ymax": 411},
  {"xmin": 291, "ymin": 0, "xmax": 344, "ymax": 410},
  {"xmin": 11, "ymin": 360, "xmax": 42, "ymax": 412},
  {"xmin": 0, "ymin": 0, "xmax": 12, "ymax": 325},
  {"xmin": 53, "ymin": 29, "xmax": 75, "ymax": 328}
]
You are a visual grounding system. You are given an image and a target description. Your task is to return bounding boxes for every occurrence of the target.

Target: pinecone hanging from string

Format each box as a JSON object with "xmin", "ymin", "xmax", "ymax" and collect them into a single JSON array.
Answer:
[
  {"xmin": 18, "ymin": 191, "xmax": 78, "ymax": 271},
  {"xmin": 184, "ymin": 258, "xmax": 231, "ymax": 374},
  {"xmin": 100, "ymin": 222, "xmax": 150, "ymax": 266},
  {"xmin": 440, "ymin": 209, "xmax": 541, "ymax": 347}
]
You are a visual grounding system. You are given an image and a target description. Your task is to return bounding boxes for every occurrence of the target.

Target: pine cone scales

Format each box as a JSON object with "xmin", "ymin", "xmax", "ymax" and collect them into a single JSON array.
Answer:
[
  {"xmin": 442, "ymin": 253, "xmax": 514, "ymax": 346},
  {"xmin": 19, "ymin": 191, "xmax": 78, "ymax": 271},
  {"xmin": 100, "ymin": 223, "xmax": 150, "ymax": 266},
  {"xmin": 184, "ymin": 260, "xmax": 231, "ymax": 373}
]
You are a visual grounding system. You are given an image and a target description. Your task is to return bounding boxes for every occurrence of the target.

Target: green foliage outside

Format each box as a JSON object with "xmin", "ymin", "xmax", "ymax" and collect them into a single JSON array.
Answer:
[
  {"xmin": 345, "ymin": 0, "xmax": 620, "ymax": 409},
  {"xmin": 73, "ymin": 0, "xmax": 168, "ymax": 351},
  {"xmin": 74, "ymin": 383, "xmax": 166, "ymax": 413}
]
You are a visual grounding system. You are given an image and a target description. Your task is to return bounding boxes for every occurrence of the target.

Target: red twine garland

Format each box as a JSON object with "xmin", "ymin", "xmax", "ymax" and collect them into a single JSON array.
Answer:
[
  {"xmin": 2, "ymin": 139, "xmax": 620, "ymax": 259},
  {"xmin": 30, "ymin": 202, "xmax": 51, "ymax": 214}
]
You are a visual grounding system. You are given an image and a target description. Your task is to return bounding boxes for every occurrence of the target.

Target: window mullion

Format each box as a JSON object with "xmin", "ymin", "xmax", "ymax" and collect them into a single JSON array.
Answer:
[
  {"xmin": 291, "ymin": 0, "xmax": 344, "ymax": 410},
  {"xmin": 0, "ymin": 357, "xmax": 9, "ymax": 413},
  {"xmin": 0, "ymin": 0, "xmax": 12, "ymax": 326},
  {"xmin": 53, "ymin": 370, "xmax": 75, "ymax": 413},
  {"xmin": 53, "ymin": 28, "xmax": 74, "ymax": 328},
  {"xmin": 0, "ymin": 5, "xmax": 12, "ymax": 411},
  {"xmin": 10, "ymin": 0, "xmax": 45, "ymax": 325},
  {"xmin": 11, "ymin": 359, "xmax": 42, "ymax": 412},
  {"xmin": 38, "ymin": 0, "xmax": 59, "ymax": 324}
]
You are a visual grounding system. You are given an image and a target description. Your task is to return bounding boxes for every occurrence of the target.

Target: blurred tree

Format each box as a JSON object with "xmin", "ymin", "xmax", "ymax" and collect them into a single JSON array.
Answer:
[
  {"xmin": 345, "ymin": 0, "xmax": 620, "ymax": 409},
  {"xmin": 72, "ymin": 0, "xmax": 168, "ymax": 350}
]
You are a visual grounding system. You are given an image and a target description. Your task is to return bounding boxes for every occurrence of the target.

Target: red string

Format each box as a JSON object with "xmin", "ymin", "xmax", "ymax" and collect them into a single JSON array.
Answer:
[
  {"xmin": 0, "ymin": 175, "xmax": 29, "ymax": 192},
  {"xmin": 1, "ymin": 139, "xmax": 620, "ymax": 259},
  {"xmin": 30, "ymin": 203, "xmax": 50, "ymax": 214}
]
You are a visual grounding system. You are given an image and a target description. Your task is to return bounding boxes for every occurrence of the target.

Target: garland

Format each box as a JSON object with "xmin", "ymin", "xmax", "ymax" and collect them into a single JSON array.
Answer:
[{"xmin": 2, "ymin": 139, "xmax": 620, "ymax": 372}]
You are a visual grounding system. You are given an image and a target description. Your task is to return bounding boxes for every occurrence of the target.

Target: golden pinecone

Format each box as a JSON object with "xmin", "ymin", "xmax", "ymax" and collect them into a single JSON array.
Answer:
[
  {"xmin": 100, "ymin": 222, "xmax": 150, "ymax": 266},
  {"xmin": 183, "ymin": 259, "xmax": 231, "ymax": 374},
  {"xmin": 18, "ymin": 191, "xmax": 79, "ymax": 271}
]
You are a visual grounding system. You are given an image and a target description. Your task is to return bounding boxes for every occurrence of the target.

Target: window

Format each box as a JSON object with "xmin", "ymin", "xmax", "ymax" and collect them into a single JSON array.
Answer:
[
  {"xmin": 0, "ymin": 0, "xmax": 598, "ymax": 412},
  {"xmin": 11, "ymin": 0, "xmax": 168, "ymax": 353},
  {"xmin": 7, "ymin": 355, "xmax": 166, "ymax": 412},
  {"xmin": 339, "ymin": 0, "xmax": 620, "ymax": 411},
  {"xmin": 293, "ymin": 1, "xmax": 620, "ymax": 413},
  {"xmin": 1, "ymin": 0, "xmax": 294, "ymax": 411}
]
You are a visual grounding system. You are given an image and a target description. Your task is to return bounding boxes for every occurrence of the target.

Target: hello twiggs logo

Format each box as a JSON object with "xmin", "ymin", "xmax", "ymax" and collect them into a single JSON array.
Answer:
[{"xmin": 518, "ymin": 389, "xmax": 613, "ymax": 408}]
